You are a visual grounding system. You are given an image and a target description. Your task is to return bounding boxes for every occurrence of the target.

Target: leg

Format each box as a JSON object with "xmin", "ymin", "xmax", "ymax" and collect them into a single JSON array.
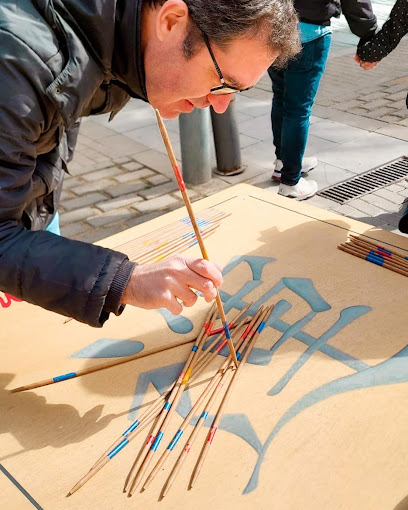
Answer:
[
  {"xmin": 268, "ymin": 66, "xmax": 284, "ymax": 162},
  {"xmin": 276, "ymin": 33, "xmax": 331, "ymax": 185}
]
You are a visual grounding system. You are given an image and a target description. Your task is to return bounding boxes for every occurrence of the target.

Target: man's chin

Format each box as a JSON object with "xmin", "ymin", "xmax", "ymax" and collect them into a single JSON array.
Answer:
[
  {"xmin": 158, "ymin": 110, "xmax": 181, "ymax": 120},
  {"xmin": 154, "ymin": 100, "xmax": 195, "ymax": 119}
]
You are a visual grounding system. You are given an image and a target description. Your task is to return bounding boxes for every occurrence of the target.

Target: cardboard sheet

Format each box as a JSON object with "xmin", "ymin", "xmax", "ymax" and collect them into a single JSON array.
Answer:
[{"xmin": 2, "ymin": 184, "xmax": 408, "ymax": 510}]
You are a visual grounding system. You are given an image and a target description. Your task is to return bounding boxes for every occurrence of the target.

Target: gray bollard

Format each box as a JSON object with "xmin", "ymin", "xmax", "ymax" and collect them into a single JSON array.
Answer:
[
  {"xmin": 179, "ymin": 107, "xmax": 212, "ymax": 185},
  {"xmin": 211, "ymin": 97, "xmax": 246, "ymax": 176}
]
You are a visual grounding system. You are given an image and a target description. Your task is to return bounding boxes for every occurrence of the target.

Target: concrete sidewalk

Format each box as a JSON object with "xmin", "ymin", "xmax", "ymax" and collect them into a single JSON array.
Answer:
[{"xmin": 61, "ymin": 0, "xmax": 408, "ymax": 243}]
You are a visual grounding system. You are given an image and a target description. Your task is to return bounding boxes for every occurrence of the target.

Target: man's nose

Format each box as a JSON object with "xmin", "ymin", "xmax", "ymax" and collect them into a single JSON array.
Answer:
[{"xmin": 207, "ymin": 93, "xmax": 233, "ymax": 113}]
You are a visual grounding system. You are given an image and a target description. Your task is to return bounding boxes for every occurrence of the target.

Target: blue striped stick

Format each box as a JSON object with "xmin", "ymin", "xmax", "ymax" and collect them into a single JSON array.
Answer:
[
  {"xmin": 67, "ymin": 304, "xmax": 216, "ymax": 497},
  {"xmin": 339, "ymin": 243, "xmax": 408, "ymax": 277},
  {"xmin": 10, "ymin": 335, "xmax": 206, "ymax": 394},
  {"xmin": 144, "ymin": 307, "xmax": 266, "ymax": 493},
  {"xmin": 124, "ymin": 306, "xmax": 214, "ymax": 496},
  {"xmin": 189, "ymin": 306, "xmax": 273, "ymax": 489},
  {"xmin": 136, "ymin": 222, "xmax": 219, "ymax": 264},
  {"xmin": 155, "ymin": 109, "xmax": 239, "ymax": 369},
  {"xmin": 145, "ymin": 225, "xmax": 219, "ymax": 264},
  {"xmin": 349, "ymin": 234, "xmax": 408, "ymax": 263},
  {"xmin": 348, "ymin": 237, "xmax": 408, "ymax": 271}
]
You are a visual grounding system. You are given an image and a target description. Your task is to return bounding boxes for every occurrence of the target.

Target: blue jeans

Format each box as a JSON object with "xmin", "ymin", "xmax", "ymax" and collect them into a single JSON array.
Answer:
[{"xmin": 268, "ymin": 33, "xmax": 331, "ymax": 185}]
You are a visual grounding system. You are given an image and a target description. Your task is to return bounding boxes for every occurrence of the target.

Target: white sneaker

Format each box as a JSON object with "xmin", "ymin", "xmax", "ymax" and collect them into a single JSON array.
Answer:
[
  {"xmin": 272, "ymin": 157, "xmax": 318, "ymax": 182},
  {"xmin": 278, "ymin": 177, "xmax": 318, "ymax": 200}
]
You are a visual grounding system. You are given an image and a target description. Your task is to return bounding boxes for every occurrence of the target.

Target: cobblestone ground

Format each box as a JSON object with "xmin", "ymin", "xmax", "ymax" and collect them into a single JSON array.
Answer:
[
  {"xmin": 62, "ymin": 155, "xmax": 186, "ymax": 243},
  {"xmin": 315, "ymin": 40, "xmax": 408, "ymax": 128}
]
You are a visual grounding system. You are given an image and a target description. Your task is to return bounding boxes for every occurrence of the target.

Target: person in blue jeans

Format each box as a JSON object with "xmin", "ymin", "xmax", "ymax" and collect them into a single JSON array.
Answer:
[{"xmin": 268, "ymin": 0, "xmax": 377, "ymax": 200}]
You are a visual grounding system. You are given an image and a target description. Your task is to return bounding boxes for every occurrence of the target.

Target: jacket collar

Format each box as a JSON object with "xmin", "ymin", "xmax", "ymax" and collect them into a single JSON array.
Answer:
[
  {"xmin": 112, "ymin": 0, "xmax": 148, "ymax": 101},
  {"xmin": 37, "ymin": 0, "xmax": 147, "ymax": 129}
]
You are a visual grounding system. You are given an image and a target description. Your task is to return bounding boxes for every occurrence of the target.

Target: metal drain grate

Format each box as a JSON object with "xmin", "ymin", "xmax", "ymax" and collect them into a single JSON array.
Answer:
[{"xmin": 317, "ymin": 156, "xmax": 408, "ymax": 204}]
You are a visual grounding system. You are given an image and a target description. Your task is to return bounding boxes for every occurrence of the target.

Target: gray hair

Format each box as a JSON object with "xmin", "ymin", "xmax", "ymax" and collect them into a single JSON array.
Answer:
[{"xmin": 144, "ymin": 0, "xmax": 301, "ymax": 65}]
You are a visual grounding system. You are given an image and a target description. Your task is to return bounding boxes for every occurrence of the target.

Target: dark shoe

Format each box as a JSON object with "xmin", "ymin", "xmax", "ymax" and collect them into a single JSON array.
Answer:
[
  {"xmin": 213, "ymin": 165, "xmax": 246, "ymax": 177},
  {"xmin": 398, "ymin": 201, "xmax": 408, "ymax": 233}
]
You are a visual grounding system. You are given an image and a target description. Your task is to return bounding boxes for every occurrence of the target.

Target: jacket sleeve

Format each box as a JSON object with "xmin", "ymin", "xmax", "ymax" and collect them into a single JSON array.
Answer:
[
  {"xmin": 0, "ymin": 29, "xmax": 135, "ymax": 327},
  {"xmin": 340, "ymin": 0, "xmax": 377, "ymax": 39},
  {"xmin": 357, "ymin": 0, "xmax": 408, "ymax": 62}
]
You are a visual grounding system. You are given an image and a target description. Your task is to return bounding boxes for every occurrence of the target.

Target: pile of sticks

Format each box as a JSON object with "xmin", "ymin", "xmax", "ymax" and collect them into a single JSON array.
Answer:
[
  {"xmin": 66, "ymin": 302, "xmax": 273, "ymax": 499},
  {"xmin": 338, "ymin": 235, "xmax": 408, "ymax": 278},
  {"xmin": 115, "ymin": 208, "xmax": 230, "ymax": 264}
]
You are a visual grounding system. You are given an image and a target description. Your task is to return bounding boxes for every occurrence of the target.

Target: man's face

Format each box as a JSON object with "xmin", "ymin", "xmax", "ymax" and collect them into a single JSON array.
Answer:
[{"xmin": 144, "ymin": 29, "xmax": 276, "ymax": 119}]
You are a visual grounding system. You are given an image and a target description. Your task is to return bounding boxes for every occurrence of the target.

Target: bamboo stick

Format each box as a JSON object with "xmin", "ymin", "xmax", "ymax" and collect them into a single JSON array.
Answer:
[
  {"xmin": 68, "ymin": 305, "xmax": 248, "ymax": 497},
  {"xmin": 189, "ymin": 305, "xmax": 273, "ymax": 488},
  {"xmin": 146, "ymin": 307, "xmax": 266, "ymax": 495},
  {"xmin": 341, "ymin": 242, "xmax": 408, "ymax": 275},
  {"xmin": 11, "ymin": 337, "xmax": 200, "ymax": 393},
  {"xmin": 338, "ymin": 244, "xmax": 408, "ymax": 277},
  {"xmin": 136, "ymin": 224, "xmax": 219, "ymax": 264},
  {"xmin": 348, "ymin": 236, "xmax": 408, "ymax": 270},
  {"xmin": 349, "ymin": 234, "xmax": 408, "ymax": 262},
  {"xmin": 129, "ymin": 221, "xmax": 221, "ymax": 262},
  {"xmin": 123, "ymin": 211, "xmax": 230, "ymax": 260},
  {"xmin": 155, "ymin": 109, "xmax": 238, "ymax": 369},
  {"xmin": 115, "ymin": 209, "xmax": 229, "ymax": 256},
  {"xmin": 124, "ymin": 306, "xmax": 212, "ymax": 496},
  {"xmin": 66, "ymin": 304, "xmax": 216, "ymax": 497},
  {"xmin": 125, "ymin": 308, "xmax": 251, "ymax": 495}
]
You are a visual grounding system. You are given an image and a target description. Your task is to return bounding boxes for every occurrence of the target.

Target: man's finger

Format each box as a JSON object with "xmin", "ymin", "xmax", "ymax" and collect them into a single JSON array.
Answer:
[{"xmin": 185, "ymin": 257, "xmax": 223, "ymax": 287}]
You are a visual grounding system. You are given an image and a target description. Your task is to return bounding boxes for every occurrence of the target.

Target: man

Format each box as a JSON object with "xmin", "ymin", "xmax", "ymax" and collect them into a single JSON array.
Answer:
[
  {"xmin": 268, "ymin": 0, "xmax": 377, "ymax": 200},
  {"xmin": 0, "ymin": 0, "xmax": 299, "ymax": 327}
]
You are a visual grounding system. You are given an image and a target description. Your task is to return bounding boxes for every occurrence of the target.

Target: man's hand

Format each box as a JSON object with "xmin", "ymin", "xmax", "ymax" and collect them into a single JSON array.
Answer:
[
  {"xmin": 354, "ymin": 54, "xmax": 379, "ymax": 70},
  {"xmin": 121, "ymin": 255, "xmax": 223, "ymax": 315}
]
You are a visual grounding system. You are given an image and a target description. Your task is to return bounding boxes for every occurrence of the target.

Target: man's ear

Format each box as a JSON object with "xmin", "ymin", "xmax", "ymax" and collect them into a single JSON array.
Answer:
[{"xmin": 155, "ymin": 0, "xmax": 189, "ymax": 42}]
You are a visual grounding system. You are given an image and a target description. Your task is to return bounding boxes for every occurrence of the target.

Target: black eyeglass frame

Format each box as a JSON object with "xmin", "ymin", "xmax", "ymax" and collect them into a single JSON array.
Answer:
[{"xmin": 200, "ymin": 31, "xmax": 253, "ymax": 96}]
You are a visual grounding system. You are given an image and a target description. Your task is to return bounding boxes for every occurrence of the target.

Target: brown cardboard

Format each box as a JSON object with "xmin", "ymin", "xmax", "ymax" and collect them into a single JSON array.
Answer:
[{"xmin": 1, "ymin": 184, "xmax": 408, "ymax": 510}]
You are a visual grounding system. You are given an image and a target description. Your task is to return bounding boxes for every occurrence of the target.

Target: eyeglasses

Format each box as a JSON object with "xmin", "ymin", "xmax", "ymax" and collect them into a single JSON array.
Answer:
[{"xmin": 201, "ymin": 31, "xmax": 253, "ymax": 96}]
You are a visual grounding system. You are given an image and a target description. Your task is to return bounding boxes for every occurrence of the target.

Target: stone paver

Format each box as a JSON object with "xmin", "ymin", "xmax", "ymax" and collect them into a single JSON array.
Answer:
[
  {"xmin": 82, "ymin": 166, "xmax": 123, "ymax": 182},
  {"xmin": 105, "ymin": 181, "xmax": 146, "ymax": 198},
  {"xmin": 62, "ymin": 192, "xmax": 107, "ymax": 211},
  {"xmin": 137, "ymin": 181, "xmax": 179, "ymax": 200},
  {"xmin": 133, "ymin": 194, "xmax": 178, "ymax": 213}
]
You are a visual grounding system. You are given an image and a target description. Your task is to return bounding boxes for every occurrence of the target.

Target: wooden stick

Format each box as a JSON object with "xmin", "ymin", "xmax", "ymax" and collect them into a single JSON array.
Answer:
[
  {"xmin": 136, "ymin": 224, "xmax": 219, "ymax": 264},
  {"xmin": 63, "ymin": 211, "xmax": 229, "ymax": 324},
  {"xmin": 151, "ymin": 307, "xmax": 267, "ymax": 495},
  {"xmin": 66, "ymin": 409, "xmax": 159, "ymax": 497},
  {"xmin": 125, "ymin": 308, "xmax": 251, "ymax": 495},
  {"xmin": 129, "ymin": 217, "xmax": 223, "ymax": 258},
  {"xmin": 341, "ymin": 242, "xmax": 408, "ymax": 274},
  {"xmin": 11, "ymin": 337, "xmax": 200, "ymax": 393},
  {"xmin": 115, "ymin": 209, "xmax": 229, "ymax": 256},
  {"xmin": 338, "ymin": 244, "xmax": 408, "ymax": 277},
  {"xmin": 348, "ymin": 236, "xmax": 408, "ymax": 270},
  {"xmin": 124, "ymin": 211, "xmax": 229, "ymax": 259},
  {"xmin": 155, "ymin": 109, "xmax": 238, "ymax": 369},
  {"xmin": 349, "ymin": 234, "xmax": 408, "ymax": 262},
  {"xmin": 194, "ymin": 303, "xmax": 252, "ymax": 372},
  {"xmin": 66, "ymin": 304, "xmax": 216, "ymax": 497},
  {"xmin": 127, "ymin": 343, "xmax": 206, "ymax": 494},
  {"xmin": 129, "ymin": 221, "xmax": 221, "ymax": 261},
  {"xmin": 189, "ymin": 305, "xmax": 273, "ymax": 488},
  {"xmin": 68, "ymin": 305, "xmax": 248, "ymax": 497},
  {"xmin": 125, "ymin": 306, "xmax": 211, "ymax": 496}
]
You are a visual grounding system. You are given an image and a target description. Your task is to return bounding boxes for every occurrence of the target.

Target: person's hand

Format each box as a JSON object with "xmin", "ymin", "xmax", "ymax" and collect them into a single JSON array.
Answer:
[
  {"xmin": 354, "ymin": 54, "xmax": 379, "ymax": 70},
  {"xmin": 121, "ymin": 255, "xmax": 223, "ymax": 315}
]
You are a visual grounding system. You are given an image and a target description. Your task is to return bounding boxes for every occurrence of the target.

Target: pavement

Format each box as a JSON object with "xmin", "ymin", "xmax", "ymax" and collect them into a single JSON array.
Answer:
[{"xmin": 60, "ymin": 0, "xmax": 408, "ymax": 243}]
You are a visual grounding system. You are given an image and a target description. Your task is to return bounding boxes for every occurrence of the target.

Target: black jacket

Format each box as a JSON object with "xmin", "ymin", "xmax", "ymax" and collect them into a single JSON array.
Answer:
[
  {"xmin": 357, "ymin": 0, "xmax": 408, "ymax": 62},
  {"xmin": 0, "ymin": 0, "xmax": 148, "ymax": 327},
  {"xmin": 296, "ymin": 0, "xmax": 377, "ymax": 39}
]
